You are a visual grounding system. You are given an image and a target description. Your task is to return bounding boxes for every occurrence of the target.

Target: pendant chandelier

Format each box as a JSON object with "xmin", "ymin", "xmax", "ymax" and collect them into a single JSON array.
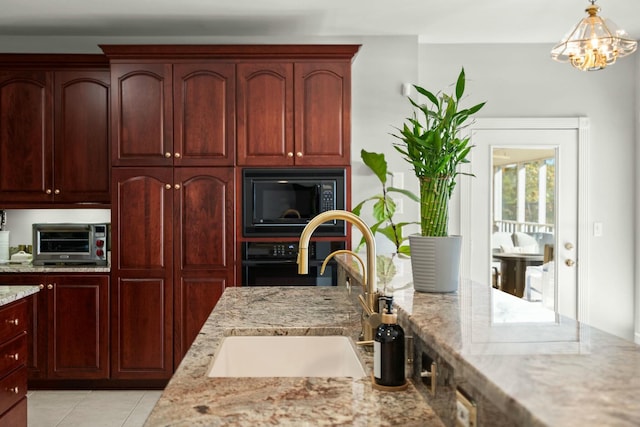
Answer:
[{"xmin": 550, "ymin": 0, "xmax": 637, "ymax": 71}]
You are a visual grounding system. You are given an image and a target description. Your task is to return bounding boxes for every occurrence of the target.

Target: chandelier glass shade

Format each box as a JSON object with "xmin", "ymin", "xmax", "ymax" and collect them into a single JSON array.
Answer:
[{"xmin": 551, "ymin": 1, "xmax": 637, "ymax": 71}]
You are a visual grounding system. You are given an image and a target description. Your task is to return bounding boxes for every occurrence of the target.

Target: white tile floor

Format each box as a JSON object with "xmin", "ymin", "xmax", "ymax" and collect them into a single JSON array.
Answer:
[{"xmin": 27, "ymin": 390, "xmax": 162, "ymax": 427}]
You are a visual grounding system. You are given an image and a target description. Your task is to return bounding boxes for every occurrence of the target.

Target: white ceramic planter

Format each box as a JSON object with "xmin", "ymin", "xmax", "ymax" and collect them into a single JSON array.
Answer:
[{"xmin": 409, "ymin": 234, "xmax": 461, "ymax": 293}]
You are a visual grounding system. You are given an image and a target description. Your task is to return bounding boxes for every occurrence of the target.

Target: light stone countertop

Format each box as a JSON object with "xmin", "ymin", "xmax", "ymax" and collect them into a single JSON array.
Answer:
[
  {"xmin": 145, "ymin": 286, "xmax": 444, "ymax": 427},
  {"xmin": 337, "ymin": 254, "xmax": 640, "ymax": 427},
  {"xmin": 0, "ymin": 263, "xmax": 110, "ymax": 273},
  {"xmin": 0, "ymin": 285, "xmax": 40, "ymax": 307}
]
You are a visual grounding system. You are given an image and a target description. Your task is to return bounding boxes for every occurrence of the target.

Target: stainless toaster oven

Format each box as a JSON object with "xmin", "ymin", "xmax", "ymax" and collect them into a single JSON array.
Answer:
[{"xmin": 32, "ymin": 223, "xmax": 108, "ymax": 266}]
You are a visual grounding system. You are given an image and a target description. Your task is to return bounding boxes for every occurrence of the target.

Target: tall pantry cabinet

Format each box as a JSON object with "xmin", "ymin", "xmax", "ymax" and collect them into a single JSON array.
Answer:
[
  {"xmin": 104, "ymin": 45, "xmax": 359, "ymax": 380},
  {"xmin": 105, "ymin": 47, "xmax": 236, "ymax": 379}
]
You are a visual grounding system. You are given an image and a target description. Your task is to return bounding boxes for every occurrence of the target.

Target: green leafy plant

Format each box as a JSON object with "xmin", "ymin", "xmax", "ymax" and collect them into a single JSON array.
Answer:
[
  {"xmin": 392, "ymin": 68, "xmax": 486, "ymax": 236},
  {"xmin": 352, "ymin": 149, "xmax": 419, "ymax": 256}
]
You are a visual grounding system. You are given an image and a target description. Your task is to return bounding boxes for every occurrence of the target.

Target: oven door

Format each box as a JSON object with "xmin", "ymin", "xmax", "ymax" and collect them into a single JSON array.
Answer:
[{"xmin": 243, "ymin": 260, "xmax": 336, "ymax": 286}]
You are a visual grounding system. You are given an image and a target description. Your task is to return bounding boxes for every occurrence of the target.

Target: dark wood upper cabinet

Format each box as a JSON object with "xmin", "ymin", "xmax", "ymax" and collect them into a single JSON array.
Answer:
[
  {"xmin": 294, "ymin": 62, "xmax": 351, "ymax": 166},
  {"xmin": 111, "ymin": 62, "xmax": 236, "ymax": 167},
  {"xmin": 54, "ymin": 71, "xmax": 111, "ymax": 203},
  {"xmin": 237, "ymin": 61, "xmax": 351, "ymax": 166},
  {"xmin": 173, "ymin": 64, "xmax": 235, "ymax": 166},
  {"xmin": 0, "ymin": 58, "xmax": 111, "ymax": 206},
  {"xmin": 110, "ymin": 64, "xmax": 173, "ymax": 167},
  {"xmin": 236, "ymin": 62, "xmax": 294, "ymax": 166},
  {"xmin": 0, "ymin": 71, "xmax": 52, "ymax": 203}
]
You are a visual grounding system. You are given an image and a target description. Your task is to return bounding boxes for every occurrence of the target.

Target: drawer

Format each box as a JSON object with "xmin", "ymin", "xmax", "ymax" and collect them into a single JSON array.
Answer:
[
  {"xmin": 0, "ymin": 300, "xmax": 27, "ymax": 344},
  {"xmin": 0, "ymin": 366, "xmax": 26, "ymax": 416},
  {"xmin": 0, "ymin": 334, "xmax": 26, "ymax": 379},
  {"xmin": 0, "ymin": 396, "xmax": 26, "ymax": 427}
]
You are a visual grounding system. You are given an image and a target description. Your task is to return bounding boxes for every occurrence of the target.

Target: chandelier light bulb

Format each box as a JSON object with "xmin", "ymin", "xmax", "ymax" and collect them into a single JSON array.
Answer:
[{"xmin": 551, "ymin": 0, "xmax": 637, "ymax": 71}]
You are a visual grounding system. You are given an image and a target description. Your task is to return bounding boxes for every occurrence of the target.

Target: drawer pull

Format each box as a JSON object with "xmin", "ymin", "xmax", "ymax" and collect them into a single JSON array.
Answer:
[
  {"xmin": 7, "ymin": 386, "xmax": 19, "ymax": 394},
  {"xmin": 5, "ymin": 353, "xmax": 19, "ymax": 361},
  {"xmin": 6, "ymin": 319, "xmax": 19, "ymax": 326}
]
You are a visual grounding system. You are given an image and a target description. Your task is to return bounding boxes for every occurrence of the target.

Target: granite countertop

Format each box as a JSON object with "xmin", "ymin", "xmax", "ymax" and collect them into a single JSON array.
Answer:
[
  {"xmin": 0, "ymin": 263, "xmax": 110, "ymax": 273},
  {"xmin": 337, "ymin": 254, "xmax": 640, "ymax": 427},
  {"xmin": 0, "ymin": 285, "xmax": 40, "ymax": 306},
  {"xmin": 145, "ymin": 286, "xmax": 444, "ymax": 426}
]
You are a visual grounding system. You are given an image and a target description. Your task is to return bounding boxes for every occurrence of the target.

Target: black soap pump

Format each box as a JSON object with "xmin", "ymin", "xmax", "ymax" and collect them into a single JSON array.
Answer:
[{"xmin": 373, "ymin": 296, "xmax": 406, "ymax": 388}]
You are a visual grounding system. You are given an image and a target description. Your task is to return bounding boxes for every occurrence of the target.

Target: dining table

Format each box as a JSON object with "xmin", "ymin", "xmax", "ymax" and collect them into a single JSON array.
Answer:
[{"xmin": 492, "ymin": 252, "xmax": 544, "ymax": 298}]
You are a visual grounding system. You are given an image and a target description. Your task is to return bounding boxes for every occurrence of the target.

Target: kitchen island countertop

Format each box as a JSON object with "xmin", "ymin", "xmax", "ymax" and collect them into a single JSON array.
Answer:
[{"xmin": 145, "ymin": 286, "xmax": 443, "ymax": 426}]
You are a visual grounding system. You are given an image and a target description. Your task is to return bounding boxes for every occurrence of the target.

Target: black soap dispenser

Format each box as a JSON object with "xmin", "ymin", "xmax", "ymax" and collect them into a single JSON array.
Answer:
[{"xmin": 373, "ymin": 296, "xmax": 406, "ymax": 389}]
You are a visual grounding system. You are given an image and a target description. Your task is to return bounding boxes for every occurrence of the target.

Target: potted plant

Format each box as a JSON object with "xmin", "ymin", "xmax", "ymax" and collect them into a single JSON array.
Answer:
[
  {"xmin": 352, "ymin": 149, "xmax": 418, "ymax": 291},
  {"xmin": 392, "ymin": 68, "xmax": 485, "ymax": 292}
]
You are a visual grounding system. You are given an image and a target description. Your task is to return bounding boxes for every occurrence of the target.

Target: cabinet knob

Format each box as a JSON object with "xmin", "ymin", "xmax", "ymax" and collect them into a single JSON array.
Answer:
[
  {"xmin": 565, "ymin": 259, "xmax": 576, "ymax": 267},
  {"xmin": 296, "ymin": 152, "xmax": 302, "ymax": 158},
  {"xmin": 7, "ymin": 386, "xmax": 19, "ymax": 395},
  {"xmin": 6, "ymin": 353, "xmax": 19, "ymax": 361},
  {"xmin": 287, "ymin": 152, "xmax": 294, "ymax": 158},
  {"xmin": 174, "ymin": 152, "xmax": 181, "ymax": 158},
  {"xmin": 174, "ymin": 184, "xmax": 181, "ymax": 190},
  {"xmin": 165, "ymin": 184, "xmax": 172, "ymax": 190},
  {"xmin": 45, "ymin": 189, "xmax": 52, "ymax": 194},
  {"xmin": 54, "ymin": 189, "xmax": 60, "ymax": 195},
  {"xmin": 39, "ymin": 284, "xmax": 45, "ymax": 290},
  {"xmin": 47, "ymin": 284, "xmax": 53, "ymax": 290},
  {"xmin": 6, "ymin": 318, "xmax": 18, "ymax": 326},
  {"xmin": 164, "ymin": 152, "xmax": 172, "ymax": 158}
]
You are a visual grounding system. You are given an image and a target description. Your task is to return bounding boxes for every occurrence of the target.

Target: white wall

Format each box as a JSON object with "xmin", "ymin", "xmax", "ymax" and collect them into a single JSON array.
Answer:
[{"xmin": 0, "ymin": 36, "xmax": 636, "ymax": 340}]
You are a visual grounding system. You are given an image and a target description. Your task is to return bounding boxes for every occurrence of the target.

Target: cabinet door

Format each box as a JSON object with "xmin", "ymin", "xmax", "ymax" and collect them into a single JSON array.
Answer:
[
  {"xmin": 111, "ymin": 64, "xmax": 173, "ymax": 166},
  {"xmin": 0, "ymin": 275, "xmax": 47, "ymax": 379},
  {"xmin": 111, "ymin": 168, "xmax": 174, "ymax": 379},
  {"xmin": 0, "ymin": 71, "xmax": 53, "ymax": 203},
  {"xmin": 236, "ymin": 63, "xmax": 294, "ymax": 166},
  {"xmin": 54, "ymin": 71, "xmax": 111, "ymax": 203},
  {"xmin": 173, "ymin": 64, "xmax": 235, "ymax": 166},
  {"xmin": 47, "ymin": 275, "xmax": 109, "ymax": 379},
  {"xmin": 294, "ymin": 62, "xmax": 351, "ymax": 166},
  {"xmin": 173, "ymin": 167, "xmax": 234, "ymax": 363}
]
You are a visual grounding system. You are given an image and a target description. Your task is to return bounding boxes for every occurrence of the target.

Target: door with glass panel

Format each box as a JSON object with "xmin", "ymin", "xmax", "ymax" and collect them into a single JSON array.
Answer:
[{"xmin": 461, "ymin": 118, "xmax": 588, "ymax": 321}]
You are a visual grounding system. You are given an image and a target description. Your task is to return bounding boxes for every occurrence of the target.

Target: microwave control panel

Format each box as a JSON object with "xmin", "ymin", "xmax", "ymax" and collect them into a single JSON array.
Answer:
[{"xmin": 321, "ymin": 182, "xmax": 336, "ymax": 212}]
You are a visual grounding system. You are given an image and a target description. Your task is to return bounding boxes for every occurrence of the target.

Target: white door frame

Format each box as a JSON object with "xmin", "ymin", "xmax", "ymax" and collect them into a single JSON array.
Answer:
[{"xmin": 460, "ymin": 117, "xmax": 590, "ymax": 323}]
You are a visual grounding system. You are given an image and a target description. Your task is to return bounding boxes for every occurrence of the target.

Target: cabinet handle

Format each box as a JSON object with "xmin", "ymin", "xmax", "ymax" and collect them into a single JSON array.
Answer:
[
  {"xmin": 174, "ymin": 184, "xmax": 181, "ymax": 190},
  {"xmin": 39, "ymin": 284, "xmax": 44, "ymax": 290},
  {"xmin": 7, "ymin": 386, "xmax": 19, "ymax": 395},
  {"xmin": 174, "ymin": 152, "xmax": 181, "ymax": 158},
  {"xmin": 6, "ymin": 319, "xmax": 18, "ymax": 326},
  {"xmin": 6, "ymin": 353, "xmax": 19, "ymax": 361},
  {"xmin": 287, "ymin": 152, "xmax": 294, "ymax": 158},
  {"xmin": 296, "ymin": 152, "xmax": 303, "ymax": 158},
  {"xmin": 164, "ymin": 152, "xmax": 172, "ymax": 158},
  {"xmin": 165, "ymin": 184, "xmax": 172, "ymax": 190},
  {"xmin": 47, "ymin": 284, "xmax": 53, "ymax": 290},
  {"xmin": 45, "ymin": 189, "xmax": 52, "ymax": 194},
  {"xmin": 54, "ymin": 189, "xmax": 60, "ymax": 195}
]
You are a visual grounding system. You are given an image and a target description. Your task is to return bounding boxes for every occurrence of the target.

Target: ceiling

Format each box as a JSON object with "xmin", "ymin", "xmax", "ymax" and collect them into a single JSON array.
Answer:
[{"xmin": 1, "ymin": 0, "xmax": 639, "ymax": 44}]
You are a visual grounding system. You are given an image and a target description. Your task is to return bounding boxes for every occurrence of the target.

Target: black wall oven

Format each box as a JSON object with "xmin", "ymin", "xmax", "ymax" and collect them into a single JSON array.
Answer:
[
  {"xmin": 242, "ymin": 241, "xmax": 345, "ymax": 286},
  {"xmin": 242, "ymin": 168, "xmax": 346, "ymax": 237}
]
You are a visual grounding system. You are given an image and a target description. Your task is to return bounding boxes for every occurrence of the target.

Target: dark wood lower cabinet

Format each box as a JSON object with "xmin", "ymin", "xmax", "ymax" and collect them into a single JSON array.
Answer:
[
  {"xmin": 174, "ymin": 275, "xmax": 226, "ymax": 368},
  {"xmin": 111, "ymin": 277, "xmax": 173, "ymax": 380},
  {"xmin": 0, "ymin": 299, "xmax": 29, "ymax": 426},
  {"xmin": 0, "ymin": 274, "xmax": 109, "ymax": 381}
]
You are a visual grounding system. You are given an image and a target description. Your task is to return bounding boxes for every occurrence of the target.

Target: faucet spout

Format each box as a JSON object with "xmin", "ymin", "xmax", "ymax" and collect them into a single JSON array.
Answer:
[{"xmin": 298, "ymin": 210, "xmax": 380, "ymax": 341}]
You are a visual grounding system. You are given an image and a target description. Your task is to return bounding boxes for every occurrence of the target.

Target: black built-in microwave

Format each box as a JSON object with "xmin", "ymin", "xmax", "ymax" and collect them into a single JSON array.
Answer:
[{"xmin": 242, "ymin": 168, "xmax": 346, "ymax": 236}]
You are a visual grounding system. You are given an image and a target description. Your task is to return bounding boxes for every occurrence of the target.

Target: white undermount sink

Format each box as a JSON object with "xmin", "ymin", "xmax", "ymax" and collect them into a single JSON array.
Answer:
[{"xmin": 207, "ymin": 335, "xmax": 366, "ymax": 378}]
